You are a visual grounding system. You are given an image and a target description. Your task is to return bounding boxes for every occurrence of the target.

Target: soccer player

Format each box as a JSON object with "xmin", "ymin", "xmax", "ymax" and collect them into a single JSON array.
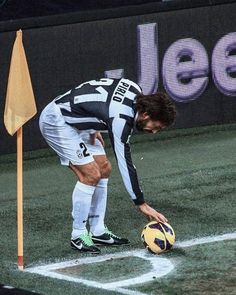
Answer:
[{"xmin": 39, "ymin": 78, "xmax": 176, "ymax": 253}]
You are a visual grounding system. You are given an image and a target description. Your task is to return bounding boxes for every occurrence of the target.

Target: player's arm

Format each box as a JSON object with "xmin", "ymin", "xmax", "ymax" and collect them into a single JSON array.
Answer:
[
  {"xmin": 109, "ymin": 118, "xmax": 168, "ymax": 223},
  {"xmin": 108, "ymin": 118, "xmax": 144, "ymax": 205},
  {"xmin": 138, "ymin": 203, "xmax": 168, "ymax": 223}
]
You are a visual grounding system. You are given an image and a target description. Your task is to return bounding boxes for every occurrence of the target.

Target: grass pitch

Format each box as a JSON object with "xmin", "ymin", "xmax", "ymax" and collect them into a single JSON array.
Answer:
[{"xmin": 0, "ymin": 124, "xmax": 236, "ymax": 295}]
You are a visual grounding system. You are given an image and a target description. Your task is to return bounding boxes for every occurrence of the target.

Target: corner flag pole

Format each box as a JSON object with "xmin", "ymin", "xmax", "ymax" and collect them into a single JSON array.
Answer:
[
  {"xmin": 17, "ymin": 127, "xmax": 24, "ymax": 270},
  {"xmin": 3, "ymin": 30, "xmax": 37, "ymax": 271}
]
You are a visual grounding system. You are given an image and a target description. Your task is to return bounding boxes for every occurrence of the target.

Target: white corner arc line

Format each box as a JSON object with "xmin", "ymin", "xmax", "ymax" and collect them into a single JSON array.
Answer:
[
  {"xmin": 26, "ymin": 232, "xmax": 236, "ymax": 295},
  {"xmin": 26, "ymin": 250, "xmax": 174, "ymax": 295}
]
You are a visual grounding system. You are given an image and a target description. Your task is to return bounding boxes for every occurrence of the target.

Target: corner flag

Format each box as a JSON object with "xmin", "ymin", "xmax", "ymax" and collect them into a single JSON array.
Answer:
[
  {"xmin": 4, "ymin": 30, "xmax": 37, "ymax": 271},
  {"xmin": 4, "ymin": 30, "xmax": 37, "ymax": 135}
]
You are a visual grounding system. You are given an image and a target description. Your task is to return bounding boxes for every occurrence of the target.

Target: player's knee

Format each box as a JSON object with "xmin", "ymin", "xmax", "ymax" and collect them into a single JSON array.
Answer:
[
  {"xmin": 70, "ymin": 162, "xmax": 101, "ymax": 186},
  {"xmin": 101, "ymin": 160, "xmax": 112, "ymax": 178},
  {"xmin": 84, "ymin": 165, "xmax": 101, "ymax": 185},
  {"xmin": 90, "ymin": 168, "xmax": 102, "ymax": 185}
]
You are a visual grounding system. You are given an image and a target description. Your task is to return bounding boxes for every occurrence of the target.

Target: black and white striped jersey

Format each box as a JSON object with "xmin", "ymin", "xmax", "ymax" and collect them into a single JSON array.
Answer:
[{"xmin": 54, "ymin": 78, "xmax": 144, "ymax": 205}]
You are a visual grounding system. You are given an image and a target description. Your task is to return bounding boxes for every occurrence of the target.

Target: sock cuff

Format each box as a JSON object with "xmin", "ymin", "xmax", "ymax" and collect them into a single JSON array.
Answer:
[
  {"xmin": 97, "ymin": 178, "xmax": 108, "ymax": 188},
  {"xmin": 75, "ymin": 181, "xmax": 96, "ymax": 194}
]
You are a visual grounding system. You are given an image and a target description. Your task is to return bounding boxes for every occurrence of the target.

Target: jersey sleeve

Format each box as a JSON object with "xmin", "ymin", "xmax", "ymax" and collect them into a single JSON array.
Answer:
[{"xmin": 108, "ymin": 117, "xmax": 145, "ymax": 205}]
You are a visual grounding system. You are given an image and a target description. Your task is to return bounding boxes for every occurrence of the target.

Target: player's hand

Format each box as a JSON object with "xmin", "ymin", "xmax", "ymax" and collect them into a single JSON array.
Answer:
[
  {"xmin": 90, "ymin": 132, "xmax": 105, "ymax": 146},
  {"xmin": 138, "ymin": 202, "xmax": 168, "ymax": 223}
]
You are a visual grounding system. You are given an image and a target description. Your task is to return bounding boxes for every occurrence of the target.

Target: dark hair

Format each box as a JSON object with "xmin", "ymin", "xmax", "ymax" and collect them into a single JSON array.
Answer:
[{"xmin": 135, "ymin": 92, "xmax": 177, "ymax": 126}]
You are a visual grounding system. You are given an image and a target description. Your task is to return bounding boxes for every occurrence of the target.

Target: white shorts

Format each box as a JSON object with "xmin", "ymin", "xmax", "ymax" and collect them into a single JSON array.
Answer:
[{"xmin": 39, "ymin": 102, "xmax": 105, "ymax": 166}]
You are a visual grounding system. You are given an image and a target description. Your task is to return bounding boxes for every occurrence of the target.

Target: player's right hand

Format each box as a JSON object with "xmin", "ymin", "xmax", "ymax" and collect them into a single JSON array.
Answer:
[
  {"xmin": 90, "ymin": 132, "xmax": 105, "ymax": 146},
  {"xmin": 138, "ymin": 202, "xmax": 168, "ymax": 223}
]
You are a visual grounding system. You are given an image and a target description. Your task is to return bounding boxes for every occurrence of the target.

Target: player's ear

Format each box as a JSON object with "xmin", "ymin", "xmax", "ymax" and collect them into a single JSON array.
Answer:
[{"xmin": 142, "ymin": 112, "xmax": 150, "ymax": 120}]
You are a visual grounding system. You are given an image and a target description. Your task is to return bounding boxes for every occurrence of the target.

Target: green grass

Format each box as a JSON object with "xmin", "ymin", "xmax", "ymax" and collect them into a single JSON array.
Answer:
[
  {"xmin": 55, "ymin": 256, "xmax": 150, "ymax": 282},
  {"xmin": 0, "ymin": 124, "xmax": 236, "ymax": 295},
  {"xmin": 134, "ymin": 240, "xmax": 236, "ymax": 295}
]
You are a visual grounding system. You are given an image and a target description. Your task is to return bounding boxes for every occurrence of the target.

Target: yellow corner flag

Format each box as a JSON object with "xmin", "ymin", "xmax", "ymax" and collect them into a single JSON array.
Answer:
[
  {"xmin": 3, "ymin": 30, "xmax": 37, "ymax": 271},
  {"xmin": 4, "ymin": 30, "xmax": 37, "ymax": 135}
]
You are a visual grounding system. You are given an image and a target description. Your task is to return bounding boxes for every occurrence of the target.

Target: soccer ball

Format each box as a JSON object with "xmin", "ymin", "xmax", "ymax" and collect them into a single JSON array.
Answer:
[{"xmin": 141, "ymin": 221, "xmax": 175, "ymax": 254}]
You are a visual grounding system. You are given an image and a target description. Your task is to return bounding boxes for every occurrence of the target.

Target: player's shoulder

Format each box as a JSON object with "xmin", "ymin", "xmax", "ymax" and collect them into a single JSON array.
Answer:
[
  {"xmin": 95, "ymin": 77, "xmax": 142, "ymax": 93},
  {"xmin": 75, "ymin": 78, "xmax": 142, "ymax": 97},
  {"xmin": 118, "ymin": 78, "xmax": 142, "ymax": 93}
]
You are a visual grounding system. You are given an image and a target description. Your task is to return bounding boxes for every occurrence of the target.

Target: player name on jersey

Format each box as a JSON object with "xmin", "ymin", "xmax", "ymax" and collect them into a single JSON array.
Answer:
[{"xmin": 112, "ymin": 81, "xmax": 130, "ymax": 102}]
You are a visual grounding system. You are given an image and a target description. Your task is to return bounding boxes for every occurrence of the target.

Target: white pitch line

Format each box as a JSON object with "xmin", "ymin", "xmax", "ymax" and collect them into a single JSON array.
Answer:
[
  {"xmin": 113, "ymin": 287, "xmax": 148, "ymax": 295},
  {"xmin": 26, "ymin": 232, "xmax": 236, "ymax": 295},
  {"xmin": 175, "ymin": 232, "xmax": 236, "ymax": 248}
]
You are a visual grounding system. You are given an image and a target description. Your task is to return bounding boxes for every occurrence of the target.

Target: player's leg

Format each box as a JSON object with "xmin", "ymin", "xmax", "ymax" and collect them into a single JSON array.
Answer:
[
  {"xmin": 91, "ymin": 155, "xmax": 130, "ymax": 245},
  {"xmin": 83, "ymin": 148, "xmax": 129, "ymax": 246},
  {"xmin": 39, "ymin": 110, "xmax": 101, "ymax": 253},
  {"xmin": 69, "ymin": 162, "xmax": 101, "ymax": 253},
  {"xmin": 78, "ymin": 133, "xmax": 111, "ymax": 238},
  {"xmin": 88, "ymin": 155, "xmax": 111, "ymax": 236}
]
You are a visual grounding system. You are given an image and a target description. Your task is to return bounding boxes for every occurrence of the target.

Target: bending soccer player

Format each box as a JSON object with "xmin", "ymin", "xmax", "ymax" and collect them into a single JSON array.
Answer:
[{"xmin": 39, "ymin": 78, "xmax": 176, "ymax": 253}]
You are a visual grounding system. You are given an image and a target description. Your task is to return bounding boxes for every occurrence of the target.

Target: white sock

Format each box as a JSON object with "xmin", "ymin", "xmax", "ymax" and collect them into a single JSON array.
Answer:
[
  {"xmin": 89, "ymin": 178, "xmax": 108, "ymax": 236},
  {"xmin": 71, "ymin": 181, "xmax": 96, "ymax": 239}
]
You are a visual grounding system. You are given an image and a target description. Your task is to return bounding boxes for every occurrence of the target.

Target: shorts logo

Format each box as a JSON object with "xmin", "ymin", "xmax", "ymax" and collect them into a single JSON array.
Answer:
[{"xmin": 76, "ymin": 150, "xmax": 84, "ymax": 159}]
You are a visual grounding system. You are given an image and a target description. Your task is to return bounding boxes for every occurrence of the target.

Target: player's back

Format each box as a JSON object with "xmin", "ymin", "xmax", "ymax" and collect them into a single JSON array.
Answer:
[{"xmin": 54, "ymin": 78, "xmax": 142, "ymax": 131}]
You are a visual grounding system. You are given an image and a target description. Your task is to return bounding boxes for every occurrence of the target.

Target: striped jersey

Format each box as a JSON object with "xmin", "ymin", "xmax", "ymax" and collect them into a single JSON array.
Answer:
[{"xmin": 54, "ymin": 78, "xmax": 144, "ymax": 205}]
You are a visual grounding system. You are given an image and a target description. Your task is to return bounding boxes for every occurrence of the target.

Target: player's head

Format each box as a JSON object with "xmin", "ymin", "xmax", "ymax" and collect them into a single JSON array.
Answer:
[{"xmin": 135, "ymin": 92, "xmax": 176, "ymax": 133}]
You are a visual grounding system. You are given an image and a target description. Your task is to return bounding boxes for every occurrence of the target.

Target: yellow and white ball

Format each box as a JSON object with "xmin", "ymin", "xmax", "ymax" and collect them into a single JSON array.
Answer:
[{"xmin": 141, "ymin": 221, "xmax": 176, "ymax": 254}]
